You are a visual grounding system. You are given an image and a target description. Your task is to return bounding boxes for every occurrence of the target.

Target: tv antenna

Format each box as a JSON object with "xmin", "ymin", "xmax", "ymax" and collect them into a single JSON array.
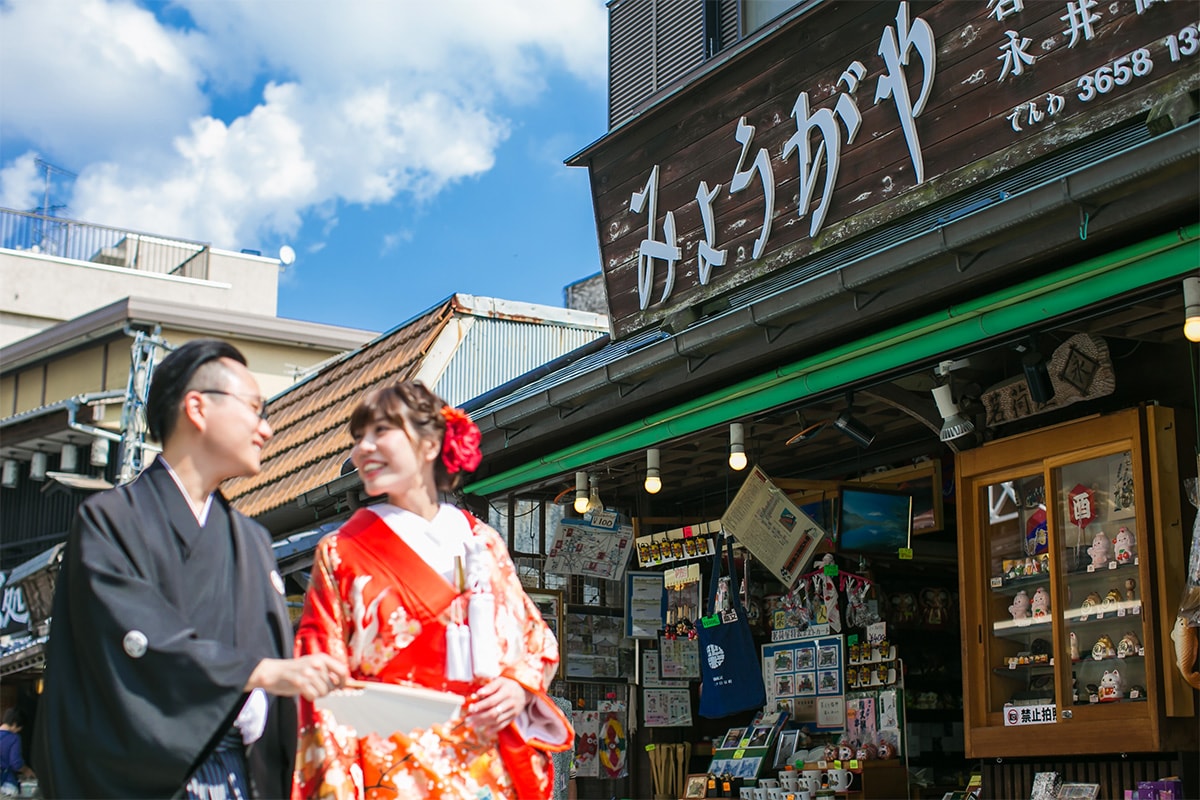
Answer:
[{"xmin": 32, "ymin": 158, "xmax": 77, "ymax": 217}]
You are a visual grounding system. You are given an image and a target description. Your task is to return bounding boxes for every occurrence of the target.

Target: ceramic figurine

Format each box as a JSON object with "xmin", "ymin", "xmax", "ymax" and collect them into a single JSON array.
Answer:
[
  {"xmin": 1030, "ymin": 587, "xmax": 1051, "ymax": 620},
  {"xmin": 823, "ymin": 743, "xmax": 838, "ymax": 762},
  {"xmin": 1117, "ymin": 631, "xmax": 1141, "ymax": 658},
  {"xmin": 1069, "ymin": 631, "xmax": 1081, "ymax": 661},
  {"xmin": 1097, "ymin": 668, "xmax": 1123, "ymax": 702},
  {"xmin": 855, "ymin": 743, "xmax": 876, "ymax": 761},
  {"xmin": 876, "ymin": 740, "xmax": 896, "ymax": 760},
  {"xmin": 1087, "ymin": 683, "xmax": 1099, "ymax": 703},
  {"xmin": 837, "ymin": 742, "xmax": 854, "ymax": 761},
  {"xmin": 1128, "ymin": 684, "xmax": 1145, "ymax": 700},
  {"xmin": 1009, "ymin": 589, "xmax": 1031, "ymax": 620},
  {"xmin": 1103, "ymin": 588, "xmax": 1121, "ymax": 609},
  {"xmin": 1092, "ymin": 634, "xmax": 1116, "ymax": 660},
  {"xmin": 1080, "ymin": 591, "xmax": 1103, "ymax": 611},
  {"xmin": 1113, "ymin": 526, "xmax": 1136, "ymax": 564},
  {"xmin": 1071, "ymin": 673, "xmax": 1079, "ymax": 703},
  {"xmin": 1087, "ymin": 530, "xmax": 1112, "ymax": 567},
  {"xmin": 1125, "ymin": 578, "xmax": 1136, "ymax": 601},
  {"xmin": 876, "ymin": 662, "xmax": 888, "ymax": 683}
]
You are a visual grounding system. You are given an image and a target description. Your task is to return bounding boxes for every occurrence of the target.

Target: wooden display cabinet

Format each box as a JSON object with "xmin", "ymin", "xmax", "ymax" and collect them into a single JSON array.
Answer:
[{"xmin": 955, "ymin": 406, "xmax": 1194, "ymax": 758}]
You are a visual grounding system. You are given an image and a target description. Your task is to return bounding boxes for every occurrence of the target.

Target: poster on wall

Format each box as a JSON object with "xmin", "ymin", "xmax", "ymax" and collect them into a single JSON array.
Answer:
[
  {"xmin": 597, "ymin": 700, "xmax": 629, "ymax": 779},
  {"xmin": 547, "ymin": 516, "xmax": 635, "ymax": 582},
  {"xmin": 565, "ymin": 612, "xmax": 623, "ymax": 679},
  {"xmin": 643, "ymin": 688, "xmax": 692, "ymax": 727},
  {"xmin": 572, "ymin": 709, "xmax": 600, "ymax": 778},
  {"xmin": 763, "ymin": 634, "xmax": 845, "ymax": 733},
  {"xmin": 723, "ymin": 466, "xmax": 827, "ymax": 591}
]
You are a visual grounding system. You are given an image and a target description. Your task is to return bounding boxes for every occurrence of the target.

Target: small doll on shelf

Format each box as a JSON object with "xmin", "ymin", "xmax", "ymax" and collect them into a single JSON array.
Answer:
[
  {"xmin": 1124, "ymin": 578, "xmax": 1136, "ymax": 601},
  {"xmin": 1080, "ymin": 591, "xmax": 1103, "ymax": 612},
  {"xmin": 1030, "ymin": 587, "xmax": 1051, "ymax": 620},
  {"xmin": 1009, "ymin": 589, "xmax": 1031, "ymax": 620},
  {"xmin": 1113, "ymin": 526, "xmax": 1136, "ymax": 565},
  {"xmin": 1087, "ymin": 530, "xmax": 1112, "ymax": 567}
]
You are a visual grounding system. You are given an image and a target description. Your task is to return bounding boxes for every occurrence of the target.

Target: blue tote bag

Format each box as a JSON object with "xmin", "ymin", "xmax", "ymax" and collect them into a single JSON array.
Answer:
[{"xmin": 697, "ymin": 535, "xmax": 766, "ymax": 718}]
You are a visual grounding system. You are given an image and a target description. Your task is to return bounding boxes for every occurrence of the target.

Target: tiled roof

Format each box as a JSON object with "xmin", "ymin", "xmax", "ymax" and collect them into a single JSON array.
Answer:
[{"xmin": 225, "ymin": 300, "xmax": 453, "ymax": 517}]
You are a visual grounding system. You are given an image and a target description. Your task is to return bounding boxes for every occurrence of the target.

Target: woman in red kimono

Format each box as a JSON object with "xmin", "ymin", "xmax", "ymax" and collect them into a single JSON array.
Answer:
[{"xmin": 293, "ymin": 381, "xmax": 572, "ymax": 800}]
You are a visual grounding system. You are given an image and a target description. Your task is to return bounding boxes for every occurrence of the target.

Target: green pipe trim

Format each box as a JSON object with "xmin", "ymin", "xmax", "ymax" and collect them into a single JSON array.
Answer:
[{"xmin": 465, "ymin": 225, "xmax": 1200, "ymax": 496}]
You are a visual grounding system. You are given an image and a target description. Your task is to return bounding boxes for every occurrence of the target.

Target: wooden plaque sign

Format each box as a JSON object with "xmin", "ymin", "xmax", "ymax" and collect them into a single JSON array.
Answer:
[{"xmin": 587, "ymin": 0, "xmax": 1199, "ymax": 338}]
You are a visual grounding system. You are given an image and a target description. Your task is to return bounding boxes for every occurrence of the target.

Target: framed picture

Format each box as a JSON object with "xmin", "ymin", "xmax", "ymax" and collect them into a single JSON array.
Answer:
[
  {"xmin": 684, "ymin": 773, "xmax": 708, "ymax": 798},
  {"xmin": 838, "ymin": 485, "xmax": 913, "ymax": 553},
  {"xmin": 527, "ymin": 588, "xmax": 565, "ymax": 679},
  {"xmin": 773, "ymin": 729, "xmax": 799, "ymax": 769},
  {"xmin": 626, "ymin": 571, "xmax": 664, "ymax": 639},
  {"xmin": 851, "ymin": 459, "xmax": 944, "ymax": 534}
]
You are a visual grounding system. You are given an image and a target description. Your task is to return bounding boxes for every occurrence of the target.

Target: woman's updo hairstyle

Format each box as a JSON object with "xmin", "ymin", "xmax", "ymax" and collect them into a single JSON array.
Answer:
[{"xmin": 348, "ymin": 381, "xmax": 464, "ymax": 492}]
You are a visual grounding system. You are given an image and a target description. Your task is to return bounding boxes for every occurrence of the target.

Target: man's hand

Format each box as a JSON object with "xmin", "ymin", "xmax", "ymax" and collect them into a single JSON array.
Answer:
[
  {"xmin": 246, "ymin": 654, "xmax": 349, "ymax": 701},
  {"xmin": 465, "ymin": 676, "xmax": 531, "ymax": 737}
]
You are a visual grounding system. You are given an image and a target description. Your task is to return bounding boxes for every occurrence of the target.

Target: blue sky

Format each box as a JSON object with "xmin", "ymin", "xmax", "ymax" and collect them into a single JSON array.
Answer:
[{"xmin": 0, "ymin": 0, "xmax": 608, "ymax": 334}]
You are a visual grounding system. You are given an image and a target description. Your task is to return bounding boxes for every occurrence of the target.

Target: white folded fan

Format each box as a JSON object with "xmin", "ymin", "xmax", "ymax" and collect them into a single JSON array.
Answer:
[{"xmin": 315, "ymin": 681, "xmax": 464, "ymax": 737}]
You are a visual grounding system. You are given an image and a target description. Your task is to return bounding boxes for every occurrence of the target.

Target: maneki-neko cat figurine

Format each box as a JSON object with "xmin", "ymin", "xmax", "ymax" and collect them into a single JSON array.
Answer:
[{"xmin": 1098, "ymin": 668, "xmax": 1124, "ymax": 702}]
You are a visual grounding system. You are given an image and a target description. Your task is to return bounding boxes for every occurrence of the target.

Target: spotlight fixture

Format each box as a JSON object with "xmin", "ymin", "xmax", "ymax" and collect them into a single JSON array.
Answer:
[
  {"xmin": 30, "ymin": 452, "xmax": 48, "ymax": 481},
  {"xmin": 644, "ymin": 448, "xmax": 662, "ymax": 494},
  {"xmin": 728, "ymin": 423, "xmax": 748, "ymax": 471},
  {"xmin": 833, "ymin": 393, "xmax": 875, "ymax": 449},
  {"xmin": 1184, "ymin": 276, "xmax": 1200, "ymax": 343},
  {"xmin": 1020, "ymin": 338, "xmax": 1053, "ymax": 405},
  {"xmin": 586, "ymin": 475, "xmax": 603, "ymax": 513},
  {"xmin": 574, "ymin": 471, "xmax": 589, "ymax": 514},
  {"xmin": 932, "ymin": 383, "xmax": 975, "ymax": 442}
]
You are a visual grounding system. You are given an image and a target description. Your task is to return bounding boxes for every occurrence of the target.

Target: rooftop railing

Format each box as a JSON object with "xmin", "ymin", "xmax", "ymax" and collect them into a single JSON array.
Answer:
[{"xmin": 0, "ymin": 207, "xmax": 210, "ymax": 279}]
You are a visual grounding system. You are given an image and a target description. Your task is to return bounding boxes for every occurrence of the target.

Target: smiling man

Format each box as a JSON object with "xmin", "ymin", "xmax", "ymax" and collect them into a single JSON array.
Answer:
[{"xmin": 33, "ymin": 339, "xmax": 347, "ymax": 799}]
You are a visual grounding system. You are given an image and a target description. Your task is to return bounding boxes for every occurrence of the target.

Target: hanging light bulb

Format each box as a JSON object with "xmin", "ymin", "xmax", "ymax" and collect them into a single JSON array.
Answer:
[
  {"xmin": 728, "ymin": 422, "xmax": 748, "ymax": 471},
  {"xmin": 573, "ymin": 471, "xmax": 589, "ymax": 514},
  {"xmin": 644, "ymin": 448, "xmax": 662, "ymax": 494},
  {"xmin": 587, "ymin": 475, "xmax": 603, "ymax": 513},
  {"xmin": 1184, "ymin": 276, "xmax": 1200, "ymax": 343}
]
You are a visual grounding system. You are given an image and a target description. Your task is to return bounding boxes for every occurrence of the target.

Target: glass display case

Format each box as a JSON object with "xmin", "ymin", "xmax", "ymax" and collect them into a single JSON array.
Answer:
[{"xmin": 956, "ymin": 407, "xmax": 1193, "ymax": 758}]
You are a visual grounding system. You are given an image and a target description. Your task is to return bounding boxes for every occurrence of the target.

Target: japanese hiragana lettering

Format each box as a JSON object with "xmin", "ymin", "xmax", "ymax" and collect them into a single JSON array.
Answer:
[
  {"xmin": 729, "ymin": 117, "xmax": 775, "ymax": 260},
  {"xmin": 874, "ymin": 2, "xmax": 937, "ymax": 183},
  {"xmin": 695, "ymin": 180, "xmax": 726, "ymax": 285},
  {"xmin": 629, "ymin": 165, "xmax": 681, "ymax": 310}
]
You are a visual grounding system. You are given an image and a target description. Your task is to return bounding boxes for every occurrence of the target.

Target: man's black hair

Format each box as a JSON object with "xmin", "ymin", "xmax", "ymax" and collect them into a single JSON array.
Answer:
[
  {"xmin": 1, "ymin": 707, "xmax": 20, "ymax": 727},
  {"xmin": 145, "ymin": 339, "xmax": 247, "ymax": 444}
]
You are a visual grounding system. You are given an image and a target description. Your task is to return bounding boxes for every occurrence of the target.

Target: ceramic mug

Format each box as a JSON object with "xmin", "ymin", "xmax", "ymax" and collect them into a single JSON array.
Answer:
[
  {"xmin": 802, "ymin": 770, "xmax": 824, "ymax": 791},
  {"xmin": 767, "ymin": 788, "xmax": 784, "ymax": 800},
  {"xmin": 760, "ymin": 778, "xmax": 779, "ymax": 789},
  {"xmin": 827, "ymin": 769, "xmax": 856, "ymax": 792},
  {"xmin": 752, "ymin": 788, "xmax": 767, "ymax": 800},
  {"xmin": 740, "ymin": 789, "xmax": 754, "ymax": 800},
  {"xmin": 779, "ymin": 771, "xmax": 798, "ymax": 791}
]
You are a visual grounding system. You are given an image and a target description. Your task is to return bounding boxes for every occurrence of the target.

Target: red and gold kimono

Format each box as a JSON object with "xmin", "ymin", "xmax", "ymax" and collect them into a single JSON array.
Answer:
[{"xmin": 293, "ymin": 505, "xmax": 572, "ymax": 800}]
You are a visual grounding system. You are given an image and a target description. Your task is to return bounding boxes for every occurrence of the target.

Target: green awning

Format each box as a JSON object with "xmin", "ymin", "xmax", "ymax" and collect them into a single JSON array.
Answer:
[{"xmin": 465, "ymin": 225, "xmax": 1200, "ymax": 496}]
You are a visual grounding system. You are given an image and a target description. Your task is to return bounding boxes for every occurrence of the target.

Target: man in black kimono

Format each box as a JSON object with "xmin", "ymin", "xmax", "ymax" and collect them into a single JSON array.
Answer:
[{"xmin": 33, "ymin": 339, "xmax": 347, "ymax": 799}]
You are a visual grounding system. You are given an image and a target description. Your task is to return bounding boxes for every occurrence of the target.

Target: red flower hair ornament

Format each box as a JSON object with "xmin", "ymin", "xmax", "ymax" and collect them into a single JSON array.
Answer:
[{"xmin": 440, "ymin": 406, "xmax": 482, "ymax": 474}]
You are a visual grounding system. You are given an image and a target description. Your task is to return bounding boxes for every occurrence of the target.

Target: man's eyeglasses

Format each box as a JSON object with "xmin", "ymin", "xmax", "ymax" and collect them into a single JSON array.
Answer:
[{"xmin": 198, "ymin": 390, "xmax": 268, "ymax": 421}]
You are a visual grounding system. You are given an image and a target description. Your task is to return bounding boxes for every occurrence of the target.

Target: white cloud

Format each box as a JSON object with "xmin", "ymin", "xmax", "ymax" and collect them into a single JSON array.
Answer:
[
  {"xmin": 0, "ymin": 0, "xmax": 607, "ymax": 249},
  {"xmin": 0, "ymin": 0, "xmax": 207, "ymax": 165},
  {"xmin": 0, "ymin": 152, "xmax": 42, "ymax": 211}
]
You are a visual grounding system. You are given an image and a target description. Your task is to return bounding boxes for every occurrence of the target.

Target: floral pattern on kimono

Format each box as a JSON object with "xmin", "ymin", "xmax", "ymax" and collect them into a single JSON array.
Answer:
[{"xmin": 292, "ymin": 507, "xmax": 570, "ymax": 800}]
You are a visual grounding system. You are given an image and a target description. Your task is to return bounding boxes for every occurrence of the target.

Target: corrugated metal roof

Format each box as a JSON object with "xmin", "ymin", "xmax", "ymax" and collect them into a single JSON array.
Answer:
[
  {"xmin": 435, "ymin": 318, "xmax": 608, "ymax": 406},
  {"xmin": 225, "ymin": 295, "xmax": 608, "ymax": 520}
]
